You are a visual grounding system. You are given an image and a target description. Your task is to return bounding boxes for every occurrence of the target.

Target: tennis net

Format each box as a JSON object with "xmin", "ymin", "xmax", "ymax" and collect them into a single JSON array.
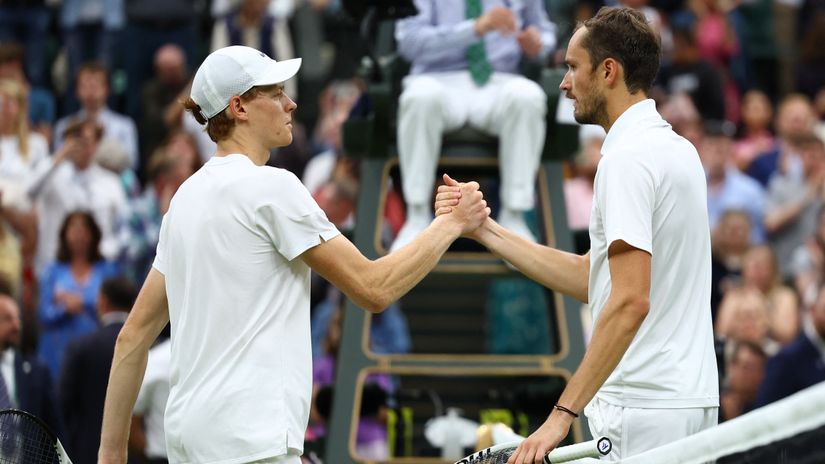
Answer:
[{"xmin": 619, "ymin": 382, "xmax": 825, "ymax": 464}]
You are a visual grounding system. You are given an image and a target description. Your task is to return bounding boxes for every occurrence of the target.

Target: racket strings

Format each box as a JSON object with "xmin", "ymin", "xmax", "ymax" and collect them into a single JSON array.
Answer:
[
  {"xmin": 462, "ymin": 446, "xmax": 517, "ymax": 464},
  {"xmin": 0, "ymin": 413, "xmax": 60, "ymax": 463}
]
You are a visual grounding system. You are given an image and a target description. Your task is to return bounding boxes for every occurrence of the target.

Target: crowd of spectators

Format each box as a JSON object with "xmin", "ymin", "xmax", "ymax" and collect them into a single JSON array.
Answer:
[{"xmin": 0, "ymin": 0, "xmax": 824, "ymax": 461}]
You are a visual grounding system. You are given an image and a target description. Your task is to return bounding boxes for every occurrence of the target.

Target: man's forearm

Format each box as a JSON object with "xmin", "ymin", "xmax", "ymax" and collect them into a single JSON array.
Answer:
[
  {"xmin": 475, "ymin": 218, "xmax": 589, "ymax": 302},
  {"xmin": 99, "ymin": 333, "xmax": 151, "ymax": 463},
  {"xmin": 555, "ymin": 296, "xmax": 648, "ymax": 413}
]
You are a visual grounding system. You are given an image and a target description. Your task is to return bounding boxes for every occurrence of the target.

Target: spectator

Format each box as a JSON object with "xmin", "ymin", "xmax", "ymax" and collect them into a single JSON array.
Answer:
[
  {"xmin": 754, "ymin": 284, "xmax": 825, "ymax": 407},
  {"xmin": 747, "ymin": 94, "xmax": 817, "ymax": 187},
  {"xmin": 739, "ymin": 245, "xmax": 800, "ymax": 344},
  {"xmin": 29, "ymin": 119, "xmax": 128, "ymax": 273},
  {"xmin": 117, "ymin": 136, "xmax": 199, "ymax": 285},
  {"xmin": 130, "ymin": 337, "xmax": 171, "ymax": 464},
  {"xmin": 720, "ymin": 341, "xmax": 767, "ymax": 421},
  {"xmin": 710, "ymin": 210, "xmax": 752, "ymax": 320},
  {"xmin": 59, "ymin": 0, "xmax": 124, "ymax": 112},
  {"xmin": 814, "ymin": 88, "xmax": 825, "ymax": 143},
  {"xmin": 691, "ymin": 0, "xmax": 741, "ymax": 122},
  {"xmin": 563, "ymin": 124, "xmax": 604, "ymax": 254},
  {"xmin": 0, "ymin": 43, "xmax": 56, "ymax": 144},
  {"xmin": 763, "ymin": 132, "xmax": 825, "ymax": 278},
  {"xmin": 211, "ymin": 0, "xmax": 296, "ymax": 98},
  {"xmin": 657, "ymin": 24, "xmax": 726, "ymax": 122},
  {"xmin": 734, "ymin": 90, "xmax": 775, "ymax": 171},
  {"xmin": 36, "ymin": 211, "xmax": 120, "ymax": 378},
  {"xmin": 389, "ymin": 0, "xmax": 557, "ymax": 251},
  {"xmin": 0, "ymin": 0, "xmax": 50, "ymax": 86},
  {"xmin": 139, "ymin": 44, "xmax": 190, "ymax": 172},
  {"xmin": 700, "ymin": 119, "xmax": 766, "ymax": 244},
  {"xmin": 790, "ymin": 206, "xmax": 825, "ymax": 308},
  {"xmin": 0, "ymin": 294, "xmax": 63, "ymax": 436},
  {"xmin": 59, "ymin": 276, "xmax": 136, "ymax": 464},
  {"xmin": 715, "ymin": 286, "xmax": 779, "ymax": 356},
  {"xmin": 54, "ymin": 63, "xmax": 140, "ymax": 171}
]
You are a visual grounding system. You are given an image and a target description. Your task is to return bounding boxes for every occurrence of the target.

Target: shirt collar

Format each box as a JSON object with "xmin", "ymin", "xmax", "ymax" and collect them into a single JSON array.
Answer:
[{"xmin": 601, "ymin": 99, "xmax": 661, "ymax": 156}]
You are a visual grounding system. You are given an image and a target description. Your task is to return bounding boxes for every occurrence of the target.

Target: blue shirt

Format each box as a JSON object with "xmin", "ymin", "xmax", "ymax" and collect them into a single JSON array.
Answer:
[
  {"xmin": 395, "ymin": 0, "xmax": 557, "ymax": 76},
  {"xmin": 36, "ymin": 260, "xmax": 120, "ymax": 378},
  {"xmin": 707, "ymin": 166, "xmax": 767, "ymax": 243}
]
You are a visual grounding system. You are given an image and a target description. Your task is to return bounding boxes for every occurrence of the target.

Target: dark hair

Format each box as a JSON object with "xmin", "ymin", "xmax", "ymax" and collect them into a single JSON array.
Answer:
[
  {"xmin": 76, "ymin": 61, "xmax": 109, "ymax": 84},
  {"xmin": 100, "ymin": 276, "xmax": 138, "ymax": 311},
  {"xmin": 56, "ymin": 211, "xmax": 104, "ymax": 263},
  {"xmin": 0, "ymin": 42, "xmax": 25, "ymax": 66},
  {"xmin": 732, "ymin": 341, "xmax": 767, "ymax": 363},
  {"xmin": 581, "ymin": 6, "xmax": 661, "ymax": 94},
  {"xmin": 182, "ymin": 85, "xmax": 270, "ymax": 142},
  {"xmin": 61, "ymin": 118, "xmax": 104, "ymax": 142}
]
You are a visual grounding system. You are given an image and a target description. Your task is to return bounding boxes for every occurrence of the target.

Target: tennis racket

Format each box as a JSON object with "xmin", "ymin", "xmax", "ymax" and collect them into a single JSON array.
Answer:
[
  {"xmin": 455, "ymin": 436, "xmax": 612, "ymax": 464},
  {"xmin": 0, "ymin": 409, "xmax": 73, "ymax": 464}
]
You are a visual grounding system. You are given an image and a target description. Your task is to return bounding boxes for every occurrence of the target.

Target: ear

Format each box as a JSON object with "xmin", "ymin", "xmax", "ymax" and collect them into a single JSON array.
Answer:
[
  {"xmin": 227, "ymin": 95, "xmax": 248, "ymax": 121},
  {"xmin": 603, "ymin": 58, "xmax": 622, "ymax": 88}
]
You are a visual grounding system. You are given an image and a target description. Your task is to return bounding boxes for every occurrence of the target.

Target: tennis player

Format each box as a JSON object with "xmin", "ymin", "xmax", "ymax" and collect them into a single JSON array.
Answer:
[
  {"xmin": 98, "ymin": 46, "xmax": 490, "ymax": 464},
  {"xmin": 436, "ymin": 7, "xmax": 718, "ymax": 462}
]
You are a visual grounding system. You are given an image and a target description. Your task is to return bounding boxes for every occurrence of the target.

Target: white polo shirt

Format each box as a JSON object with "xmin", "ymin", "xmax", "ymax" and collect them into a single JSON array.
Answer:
[
  {"xmin": 589, "ymin": 99, "xmax": 719, "ymax": 409},
  {"xmin": 153, "ymin": 154, "xmax": 339, "ymax": 464}
]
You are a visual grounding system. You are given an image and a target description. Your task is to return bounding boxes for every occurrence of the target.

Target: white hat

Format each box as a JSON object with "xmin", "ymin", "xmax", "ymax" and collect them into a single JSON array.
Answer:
[{"xmin": 190, "ymin": 46, "xmax": 301, "ymax": 120}]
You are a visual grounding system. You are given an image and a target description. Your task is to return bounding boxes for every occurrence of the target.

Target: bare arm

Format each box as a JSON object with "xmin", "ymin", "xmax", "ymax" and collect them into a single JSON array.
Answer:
[
  {"xmin": 508, "ymin": 241, "xmax": 651, "ymax": 464},
  {"xmin": 301, "ymin": 182, "xmax": 489, "ymax": 313},
  {"xmin": 99, "ymin": 269, "xmax": 170, "ymax": 464},
  {"xmin": 435, "ymin": 174, "xmax": 589, "ymax": 301},
  {"xmin": 473, "ymin": 218, "xmax": 590, "ymax": 302}
]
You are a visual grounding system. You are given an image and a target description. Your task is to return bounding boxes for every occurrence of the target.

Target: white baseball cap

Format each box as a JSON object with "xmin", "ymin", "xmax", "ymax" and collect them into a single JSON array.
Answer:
[{"xmin": 190, "ymin": 46, "xmax": 302, "ymax": 120}]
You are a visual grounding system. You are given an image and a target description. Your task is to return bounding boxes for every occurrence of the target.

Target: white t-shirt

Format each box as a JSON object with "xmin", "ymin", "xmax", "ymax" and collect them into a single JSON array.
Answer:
[
  {"xmin": 134, "ymin": 339, "xmax": 171, "ymax": 459},
  {"xmin": 153, "ymin": 154, "xmax": 339, "ymax": 464},
  {"xmin": 588, "ymin": 99, "xmax": 718, "ymax": 409}
]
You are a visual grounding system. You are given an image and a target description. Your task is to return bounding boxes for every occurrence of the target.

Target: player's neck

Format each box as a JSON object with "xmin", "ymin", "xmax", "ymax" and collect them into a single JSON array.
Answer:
[
  {"xmin": 603, "ymin": 91, "xmax": 648, "ymax": 133},
  {"xmin": 216, "ymin": 132, "xmax": 270, "ymax": 166}
]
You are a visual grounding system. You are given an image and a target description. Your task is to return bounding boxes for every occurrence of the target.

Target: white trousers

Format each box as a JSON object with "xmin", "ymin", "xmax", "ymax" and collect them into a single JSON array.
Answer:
[
  {"xmin": 585, "ymin": 396, "xmax": 718, "ymax": 461},
  {"xmin": 397, "ymin": 71, "xmax": 546, "ymax": 210}
]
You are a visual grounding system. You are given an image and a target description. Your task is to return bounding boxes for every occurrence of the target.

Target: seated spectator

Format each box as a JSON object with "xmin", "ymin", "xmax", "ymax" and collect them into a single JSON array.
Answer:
[
  {"xmin": 763, "ymin": 132, "xmax": 825, "ymax": 279},
  {"xmin": 37, "ymin": 211, "xmax": 119, "ymax": 378},
  {"xmin": 739, "ymin": 245, "xmax": 800, "ymax": 344},
  {"xmin": 656, "ymin": 25, "xmax": 726, "ymax": 122},
  {"xmin": 790, "ymin": 206, "xmax": 825, "ymax": 307},
  {"xmin": 139, "ymin": 44, "xmax": 190, "ymax": 172},
  {"xmin": 0, "ymin": 294, "xmax": 63, "ymax": 436},
  {"xmin": 0, "ymin": 0, "xmax": 50, "ymax": 86},
  {"xmin": 54, "ymin": 62, "xmax": 139, "ymax": 171},
  {"xmin": 720, "ymin": 341, "xmax": 767, "ymax": 421},
  {"xmin": 710, "ymin": 210, "xmax": 752, "ymax": 320},
  {"xmin": 747, "ymin": 94, "xmax": 817, "ymax": 187},
  {"xmin": 117, "ymin": 136, "xmax": 199, "ymax": 284},
  {"xmin": 715, "ymin": 286, "xmax": 780, "ymax": 357},
  {"xmin": 564, "ymin": 124, "xmax": 604, "ymax": 254},
  {"xmin": 0, "ymin": 43, "xmax": 56, "ymax": 144},
  {"xmin": 389, "ymin": 0, "xmax": 557, "ymax": 251},
  {"xmin": 700, "ymin": 119, "xmax": 766, "ymax": 243},
  {"xmin": 29, "ymin": 118, "xmax": 128, "ymax": 273},
  {"xmin": 211, "ymin": 0, "xmax": 296, "ymax": 98},
  {"xmin": 754, "ymin": 285, "xmax": 825, "ymax": 407},
  {"xmin": 59, "ymin": 276, "xmax": 136, "ymax": 463},
  {"xmin": 734, "ymin": 90, "xmax": 776, "ymax": 171}
]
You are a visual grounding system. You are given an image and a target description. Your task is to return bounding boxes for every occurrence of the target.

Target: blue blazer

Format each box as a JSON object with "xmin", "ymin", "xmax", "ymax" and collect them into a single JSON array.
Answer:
[{"xmin": 14, "ymin": 350, "xmax": 64, "ymax": 439}]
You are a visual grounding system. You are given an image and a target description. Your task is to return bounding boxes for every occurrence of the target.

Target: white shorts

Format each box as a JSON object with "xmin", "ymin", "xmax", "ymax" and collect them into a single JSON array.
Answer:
[{"xmin": 585, "ymin": 396, "xmax": 718, "ymax": 461}]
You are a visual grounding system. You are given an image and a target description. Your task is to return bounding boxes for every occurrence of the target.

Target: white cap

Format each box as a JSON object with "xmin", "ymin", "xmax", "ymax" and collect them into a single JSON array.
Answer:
[{"xmin": 190, "ymin": 46, "xmax": 301, "ymax": 120}]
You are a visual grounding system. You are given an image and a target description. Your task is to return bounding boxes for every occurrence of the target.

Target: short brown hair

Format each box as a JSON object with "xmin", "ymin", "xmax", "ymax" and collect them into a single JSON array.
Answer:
[
  {"xmin": 61, "ymin": 118, "xmax": 103, "ymax": 142},
  {"xmin": 76, "ymin": 61, "xmax": 109, "ymax": 84},
  {"xmin": 581, "ymin": 7, "xmax": 661, "ymax": 94},
  {"xmin": 0, "ymin": 42, "xmax": 25, "ymax": 66},
  {"xmin": 182, "ymin": 85, "xmax": 271, "ymax": 142}
]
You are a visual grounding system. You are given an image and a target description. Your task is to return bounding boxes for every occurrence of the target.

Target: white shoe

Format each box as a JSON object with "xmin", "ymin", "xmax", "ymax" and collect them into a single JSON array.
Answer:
[
  {"xmin": 497, "ymin": 209, "xmax": 538, "ymax": 243},
  {"xmin": 389, "ymin": 215, "xmax": 431, "ymax": 252}
]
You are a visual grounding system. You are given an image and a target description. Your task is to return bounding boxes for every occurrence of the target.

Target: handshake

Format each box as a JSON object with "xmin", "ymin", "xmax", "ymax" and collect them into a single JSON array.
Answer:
[{"xmin": 432, "ymin": 173, "xmax": 491, "ymax": 240}]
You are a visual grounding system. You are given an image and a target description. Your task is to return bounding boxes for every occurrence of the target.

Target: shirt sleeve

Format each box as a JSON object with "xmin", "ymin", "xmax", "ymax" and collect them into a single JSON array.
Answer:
[
  {"xmin": 254, "ymin": 172, "xmax": 340, "ymax": 261},
  {"xmin": 151, "ymin": 213, "xmax": 169, "ymax": 275},
  {"xmin": 595, "ymin": 152, "xmax": 657, "ymax": 254},
  {"xmin": 395, "ymin": 0, "xmax": 478, "ymax": 66}
]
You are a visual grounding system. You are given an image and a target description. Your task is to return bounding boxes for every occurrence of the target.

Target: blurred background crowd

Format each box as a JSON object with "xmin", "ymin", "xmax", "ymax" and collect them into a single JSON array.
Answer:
[{"xmin": 0, "ymin": 0, "xmax": 824, "ymax": 462}]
